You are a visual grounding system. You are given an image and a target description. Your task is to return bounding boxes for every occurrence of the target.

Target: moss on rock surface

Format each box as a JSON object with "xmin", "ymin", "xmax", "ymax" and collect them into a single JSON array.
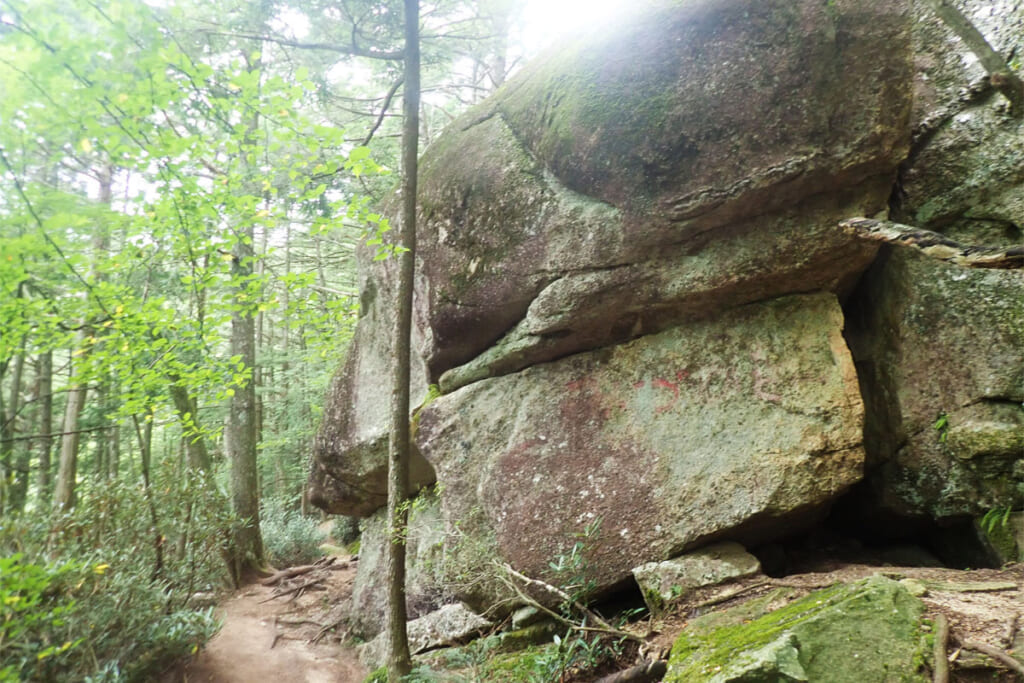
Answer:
[{"xmin": 665, "ymin": 575, "xmax": 928, "ymax": 682}]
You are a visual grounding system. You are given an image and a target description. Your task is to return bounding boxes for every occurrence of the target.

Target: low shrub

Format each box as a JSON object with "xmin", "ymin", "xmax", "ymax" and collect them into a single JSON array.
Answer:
[
  {"xmin": 261, "ymin": 497, "xmax": 326, "ymax": 567},
  {"xmin": 0, "ymin": 470, "xmax": 232, "ymax": 681}
]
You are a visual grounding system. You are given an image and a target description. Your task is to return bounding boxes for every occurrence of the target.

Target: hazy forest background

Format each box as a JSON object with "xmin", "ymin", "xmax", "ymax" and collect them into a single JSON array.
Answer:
[{"xmin": 0, "ymin": 0, "xmax": 558, "ymax": 678}]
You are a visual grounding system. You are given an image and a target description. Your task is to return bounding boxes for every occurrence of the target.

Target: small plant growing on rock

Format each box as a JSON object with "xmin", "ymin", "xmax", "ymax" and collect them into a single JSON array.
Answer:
[{"xmin": 494, "ymin": 517, "xmax": 641, "ymax": 681}]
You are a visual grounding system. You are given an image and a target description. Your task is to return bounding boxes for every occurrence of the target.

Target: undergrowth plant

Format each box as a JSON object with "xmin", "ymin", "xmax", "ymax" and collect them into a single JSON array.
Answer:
[
  {"xmin": 260, "ymin": 497, "xmax": 327, "ymax": 567},
  {"xmin": 0, "ymin": 468, "xmax": 233, "ymax": 681}
]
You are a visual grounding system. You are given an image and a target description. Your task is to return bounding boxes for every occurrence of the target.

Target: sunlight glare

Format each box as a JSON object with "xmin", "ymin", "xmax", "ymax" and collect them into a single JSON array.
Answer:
[{"xmin": 520, "ymin": 0, "xmax": 633, "ymax": 53}]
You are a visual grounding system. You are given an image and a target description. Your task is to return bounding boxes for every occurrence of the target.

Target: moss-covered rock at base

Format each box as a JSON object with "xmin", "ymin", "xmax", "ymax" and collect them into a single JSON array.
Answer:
[{"xmin": 665, "ymin": 575, "xmax": 928, "ymax": 682}]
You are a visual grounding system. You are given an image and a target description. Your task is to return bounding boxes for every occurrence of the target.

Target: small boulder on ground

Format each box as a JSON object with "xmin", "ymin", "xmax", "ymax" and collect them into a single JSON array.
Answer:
[{"xmin": 633, "ymin": 542, "xmax": 761, "ymax": 613}]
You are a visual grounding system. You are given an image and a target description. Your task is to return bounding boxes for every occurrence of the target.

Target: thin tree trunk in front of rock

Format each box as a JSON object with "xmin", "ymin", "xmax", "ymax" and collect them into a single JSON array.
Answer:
[{"xmin": 387, "ymin": 0, "xmax": 420, "ymax": 678}]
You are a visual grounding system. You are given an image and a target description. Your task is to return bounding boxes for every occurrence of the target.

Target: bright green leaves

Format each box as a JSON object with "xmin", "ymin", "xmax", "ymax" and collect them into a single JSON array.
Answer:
[{"xmin": 0, "ymin": 553, "xmax": 90, "ymax": 680}]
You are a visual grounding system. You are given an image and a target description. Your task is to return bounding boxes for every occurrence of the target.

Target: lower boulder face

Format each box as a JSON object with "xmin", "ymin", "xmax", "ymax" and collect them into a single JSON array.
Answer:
[
  {"xmin": 665, "ymin": 575, "xmax": 928, "ymax": 682},
  {"xmin": 348, "ymin": 490, "xmax": 449, "ymax": 639},
  {"xmin": 416, "ymin": 293, "xmax": 865, "ymax": 611}
]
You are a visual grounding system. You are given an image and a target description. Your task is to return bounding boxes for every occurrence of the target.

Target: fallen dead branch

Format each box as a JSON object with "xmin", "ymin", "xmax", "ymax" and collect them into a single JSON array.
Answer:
[
  {"xmin": 960, "ymin": 640, "xmax": 1024, "ymax": 676},
  {"xmin": 840, "ymin": 217, "xmax": 1024, "ymax": 269},
  {"xmin": 933, "ymin": 613, "xmax": 950, "ymax": 683},
  {"xmin": 924, "ymin": 580, "xmax": 1019, "ymax": 593},
  {"xmin": 594, "ymin": 659, "xmax": 668, "ymax": 683},
  {"xmin": 496, "ymin": 562, "xmax": 643, "ymax": 643},
  {"xmin": 693, "ymin": 580, "xmax": 770, "ymax": 609},
  {"xmin": 274, "ymin": 617, "xmax": 326, "ymax": 629}
]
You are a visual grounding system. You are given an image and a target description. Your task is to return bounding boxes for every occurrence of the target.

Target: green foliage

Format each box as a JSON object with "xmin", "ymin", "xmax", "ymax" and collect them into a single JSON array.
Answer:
[
  {"xmin": 260, "ymin": 498, "xmax": 326, "ymax": 568},
  {"xmin": 0, "ymin": 474, "xmax": 232, "ymax": 681},
  {"xmin": 331, "ymin": 515, "xmax": 362, "ymax": 546},
  {"xmin": 0, "ymin": 554, "xmax": 88, "ymax": 681},
  {"xmin": 548, "ymin": 517, "xmax": 602, "ymax": 605},
  {"xmin": 980, "ymin": 506, "xmax": 1013, "ymax": 534},
  {"xmin": 933, "ymin": 412, "xmax": 950, "ymax": 442}
]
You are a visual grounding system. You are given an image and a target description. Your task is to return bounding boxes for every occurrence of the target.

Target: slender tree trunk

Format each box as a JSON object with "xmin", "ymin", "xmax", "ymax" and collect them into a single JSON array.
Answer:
[
  {"xmin": 109, "ymin": 419, "xmax": 119, "ymax": 479},
  {"xmin": 7, "ymin": 341, "xmax": 29, "ymax": 512},
  {"xmin": 0, "ymin": 371, "xmax": 9, "ymax": 513},
  {"xmin": 226, "ymin": 220, "xmax": 264, "ymax": 582},
  {"xmin": 387, "ymin": 0, "xmax": 420, "ymax": 678},
  {"xmin": 487, "ymin": 0, "xmax": 512, "ymax": 89},
  {"xmin": 54, "ymin": 164, "xmax": 112, "ymax": 511},
  {"xmin": 255, "ymin": 227, "xmax": 268, "ymax": 447},
  {"xmin": 53, "ymin": 347, "xmax": 87, "ymax": 512},
  {"xmin": 36, "ymin": 351, "xmax": 53, "ymax": 505},
  {"xmin": 0, "ymin": 340, "xmax": 27, "ymax": 513},
  {"xmin": 132, "ymin": 407, "xmax": 164, "ymax": 580},
  {"xmin": 169, "ymin": 380, "xmax": 212, "ymax": 471},
  {"xmin": 94, "ymin": 382, "xmax": 109, "ymax": 479}
]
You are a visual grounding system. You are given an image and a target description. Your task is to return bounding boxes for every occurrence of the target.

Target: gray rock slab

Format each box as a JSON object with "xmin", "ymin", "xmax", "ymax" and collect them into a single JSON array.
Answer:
[
  {"xmin": 417, "ymin": 293, "xmax": 865, "ymax": 612},
  {"xmin": 633, "ymin": 542, "xmax": 761, "ymax": 612}
]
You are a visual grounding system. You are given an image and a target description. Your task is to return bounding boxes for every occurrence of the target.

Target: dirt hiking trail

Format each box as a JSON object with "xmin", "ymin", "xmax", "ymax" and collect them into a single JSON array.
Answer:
[{"xmin": 162, "ymin": 556, "xmax": 368, "ymax": 683}]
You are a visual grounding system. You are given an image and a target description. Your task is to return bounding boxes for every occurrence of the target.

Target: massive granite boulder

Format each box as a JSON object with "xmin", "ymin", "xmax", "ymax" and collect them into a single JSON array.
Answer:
[
  {"xmin": 843, "ymin": 0, "xmax": 1024, "ymax": 521},
  {"xmin": 307, "ymin": 247, "xmax": 436, "ymax": 516},
  {"xmin": 422, "ymin": 0, "xmax": 912, "ymax": 389},
  {"xmin": 417, "ymin": 293, "xmax": 865, "ymax": 609},
  {"xmin": 848, "ymin": 248, "xmax": 1024, "ymax": 519},
  {"xmin": 307, "ymin": 0, "xmax": 914, "ymax": 518},
  {"xmin": 901, "ymin": 0, "xmax": 1024, "ymax": 240}
]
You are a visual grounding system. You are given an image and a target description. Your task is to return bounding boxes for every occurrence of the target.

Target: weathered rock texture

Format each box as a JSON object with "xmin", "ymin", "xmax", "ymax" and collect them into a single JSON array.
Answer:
[
  {"xmin": 905, "ymin": 0, "xmax": 1024, "ymax": 242},
  {"xmin": 633, "ymin": 542, "xmax": 762, "ymax": 613},
  {"xmin": 307, "ymin": 249, "xmax": 436, "ymax": 516},
  {"xmin": 848, "ymin": 249, "xmax": 1024, "ymax": 518},
  {"xmin": 842, "ymin": 0, "xmax": 1024, "ymax": 521},
  {"xmin": 308, "ymin": 0, "xmax": 1024, "ymax": 622},
  {"xmin": 418, "ymin": 294, "xmax": 864, "ymax": 609},
  {"xmin": 348, "ymin": 490, "xmax": 449, "ymax": 638},
  {"xmin": 357, "ymin": 602, "xmax": 491, "ymax": 669},
  {"xmin": 425, "ymin": 0, "xmax": 913, "ymax": 389},
  {"xmin": 308, "ymin": 0, "xmax": 912, "ymax": 517}
]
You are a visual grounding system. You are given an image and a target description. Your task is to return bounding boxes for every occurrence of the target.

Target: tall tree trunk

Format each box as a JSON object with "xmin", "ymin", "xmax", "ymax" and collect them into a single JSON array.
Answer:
[
  {"xmin": 109, "ymin": 419, "xmax": 119, "ymax": 479},
  {"xmin": 94, "ymin": 382, "xmax": 109, "ymax": 479},
  {"xmin": 227, "ymin": 221, "xmax": 263, "ymax": 582},
  {"xmin": 53, "ymin": 164, "xmax": 112, "ymax": 511},
  {"xmin": 53, "ymin": 346, "xmax": 87, "ymax": 512},
  {"xmin": 132, "ymin": 407, "xmax": 164, "ymax": 580},
  {"xmin": 36, "ymin": 351, "xmax": 53, "ymax": 505},
  {"xmin": 1, "ymin": 341, "xmax": 27, "ymax": 513},
  {"xmin": 387, "ymin": 0, "xmax": 420, "ymax": 678},
  {"xmin": 226, "ymin": 75, "xmax": 266, "ymax": 580},
  {"xmin": 255, "ymin": 227, "xmax": 268, "ymax": 448}
]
